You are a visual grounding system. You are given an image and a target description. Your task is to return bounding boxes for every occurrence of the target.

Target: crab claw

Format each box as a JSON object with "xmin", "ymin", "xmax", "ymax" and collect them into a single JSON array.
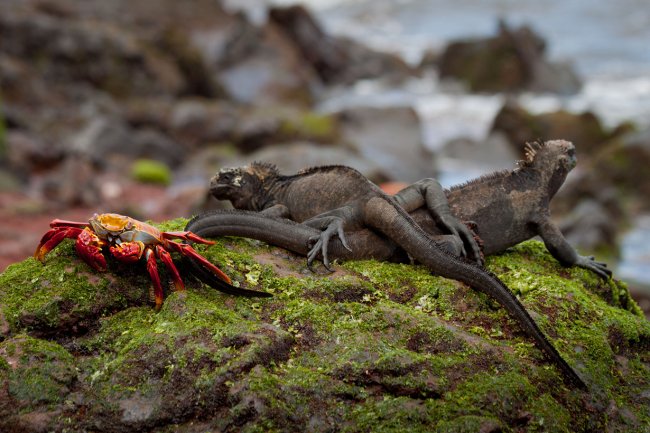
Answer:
[
  {"xmin": 75, "ymin": 228, "xmax": 107, "ymax": 271},
  {"xmin": 110, "ymin": 241, "xmax": 144, "ymax": 264},
  {"xmin": 35, "ymin": 226, "xmax": 85, "ymax": 262}
]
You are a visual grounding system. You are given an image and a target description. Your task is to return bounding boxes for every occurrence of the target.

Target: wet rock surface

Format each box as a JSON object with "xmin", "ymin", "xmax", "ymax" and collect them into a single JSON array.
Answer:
[
  {"xmin": 491, "ymin": 101, "xmax": 614, "ymax": 155},
  {"xmin": 0, "ymin": 222, "xmax": 648, "ymax": 432},
  {"xmin": 269, "ymin": 4, "xmax": 415, "ymax": 86},
  {"xmin": 436, "ymin": 21, "xmax": 581, "ymax": 94},
  {"xmin": 338, "ymin": 106, "xmax": 434, "ymax": 182}
]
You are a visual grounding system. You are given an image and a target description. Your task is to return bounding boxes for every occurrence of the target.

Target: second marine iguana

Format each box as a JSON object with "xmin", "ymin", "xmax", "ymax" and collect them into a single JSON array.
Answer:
[
  {"xmin": 399, "ymin": 139, "xmax": 611, "ymax": 279},
  {"xmin": 193, "ymin": 147, "xmax": 588, "ymax": 388}
]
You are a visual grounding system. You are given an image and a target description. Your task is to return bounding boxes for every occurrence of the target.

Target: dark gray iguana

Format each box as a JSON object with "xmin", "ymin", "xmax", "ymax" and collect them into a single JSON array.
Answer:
[
  {"xmin": 187, "ymin": 140, "xmax": 591, "ymax": 388},
  {"xmin": 404, "ymin": 140, "xmax": 610, "ymax": 279}
]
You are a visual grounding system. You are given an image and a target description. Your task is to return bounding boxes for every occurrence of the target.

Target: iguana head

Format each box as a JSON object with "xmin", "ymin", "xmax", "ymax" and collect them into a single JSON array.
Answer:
[
  {"xmin": 521, "ymin": 139, "xmax": 577, "ymax": 195},
  {"xmin": 210, "ymin": 162, "xmax": 279, "ymax": 210}
]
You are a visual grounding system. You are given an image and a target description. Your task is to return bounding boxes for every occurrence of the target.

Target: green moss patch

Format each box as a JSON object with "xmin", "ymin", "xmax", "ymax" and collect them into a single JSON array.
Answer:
[
  {"xmin": 131, "ymin": 159, "xmax": 172, "ymax": 185},
  {"xmin": 279, "ymin": 112, "xmax": 338, "ymax": 141}
]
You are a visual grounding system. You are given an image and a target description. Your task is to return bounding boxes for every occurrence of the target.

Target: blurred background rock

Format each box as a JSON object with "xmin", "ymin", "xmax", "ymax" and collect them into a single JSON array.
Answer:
[{"xmin": 1, "ymin": 0, "xmax": 649, "ymax": 313}]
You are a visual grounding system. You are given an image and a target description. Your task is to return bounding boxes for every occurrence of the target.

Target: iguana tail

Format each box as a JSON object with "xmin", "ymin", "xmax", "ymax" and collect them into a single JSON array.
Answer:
[
  {"xmin": 186, "ymin": 210, "xmax": 314, "ymax": 255},
  {"xmin": 185, "ymin": 209, "xmax": 396, "ymax": 260},
  {"xmin": 363, "ymin": 197, "xmax": 587, "ymax": 389}
]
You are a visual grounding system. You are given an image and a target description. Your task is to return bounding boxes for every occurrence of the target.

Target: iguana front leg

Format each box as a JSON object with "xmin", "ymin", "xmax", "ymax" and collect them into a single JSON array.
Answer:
[
  {"xmin": 260, "ymin": 204, "xmax": 290, "ymax": 218},
  {"xmin": 534, "ymin": 216, "xmax": 611, "ymax": 279},
  {"xmin": 394, "ymin": 178, "xmax": 483, "ymax": 264},
  {"xmin": 303, "ymin": 206, "xmax": 355, "ymax": 271}
]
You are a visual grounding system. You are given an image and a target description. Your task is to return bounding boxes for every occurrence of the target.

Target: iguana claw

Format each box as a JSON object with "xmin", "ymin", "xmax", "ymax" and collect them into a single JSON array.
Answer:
[
  {"xmin": 438, "ymin": 216, "xmax": 483, "ymax": 265},
  {"xmin": 575, "ymin": 255, "xmax": 612, "ymax": 280},
  {"xmin": 306, "ymin": 220, "xmax": 351, "ymax": 272}
]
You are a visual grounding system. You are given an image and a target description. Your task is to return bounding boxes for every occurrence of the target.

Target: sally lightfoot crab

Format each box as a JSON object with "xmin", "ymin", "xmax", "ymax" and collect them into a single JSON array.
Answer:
[{"xmin": 35, "ymin": 213, "xmax": 271, "ymax": 308}]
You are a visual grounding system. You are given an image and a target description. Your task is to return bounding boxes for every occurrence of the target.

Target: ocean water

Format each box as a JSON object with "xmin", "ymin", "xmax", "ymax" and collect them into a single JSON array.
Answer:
[{"xmin": 229, "ymin": 0, "xmax": 650, "ymax": 286}]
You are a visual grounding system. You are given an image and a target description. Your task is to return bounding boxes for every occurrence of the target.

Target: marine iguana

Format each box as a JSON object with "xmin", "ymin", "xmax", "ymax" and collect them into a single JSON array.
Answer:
[
  {"xmin": 192, "ymin": 142, "xmax": 588, "ymax": 388},
  {"xmin": 401, "ymin": 139, "xmax": 611, "ymax": 279}
]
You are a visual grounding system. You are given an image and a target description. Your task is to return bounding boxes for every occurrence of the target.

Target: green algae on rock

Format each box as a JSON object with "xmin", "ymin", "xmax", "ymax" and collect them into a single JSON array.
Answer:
[
  {"xmin": 131, "ymin": 159, "xmax": 173, "ymax": 186},
  {"xmin": 0, "ymin": 218, "xmax": 648, "ymax": 432}
]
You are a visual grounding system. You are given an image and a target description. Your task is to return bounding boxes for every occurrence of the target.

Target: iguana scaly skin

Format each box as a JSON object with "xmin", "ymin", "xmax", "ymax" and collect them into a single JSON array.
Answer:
[{"xmin": 191, "ymin": 142, "xmax": 588, "ymax": 388}]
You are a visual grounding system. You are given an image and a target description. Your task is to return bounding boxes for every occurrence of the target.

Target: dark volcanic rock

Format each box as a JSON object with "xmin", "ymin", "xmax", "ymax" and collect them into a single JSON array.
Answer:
[
  {"xmin": 71, "ymin": 116, "xmax": 184, "ymax": 168},
  {"xmin": 338, "ymin": 106, "xmax": 434, "ymax": 182},
  {"xmin": 269, "ymin": 4, "xmax": 415, "ymax": 86},
  {"xmin": 214, "ymin": 16, "xmax": 319, "ymax": 107},
  {"xmin": 40, "ymin": 155, "xmax": 102, "ymax": 207},
  {"xmin": 616, "ymin": 128, "xmax": 650, "ymax": 200},
  {"xmin": 491, "ymin": 101, "xmax": 613, "ymax": 156},
  {"xmin": 0, "ymin": 6, "xmax": 185, "ymax": 99},
  {"xmin": 587, "ymin": 127, "xmax": 650, "ymax": 211},
  {"xmin": 5, "ymin": 131, "xmax": 64, "ymax": 179},
  {"xmin": 269, "ymin": 5, "xmax": 348, "ymax": 85},
  {"xmin": 437, "ymin": 21, "xmax": 581, "ymax": 94},
  {"xmin": 559, "ymin": 198, "xmax": 620, "ymax": 254},
  {"xmin": 168, "ymin": 99, "xmax": 240, "ymax": 148}
]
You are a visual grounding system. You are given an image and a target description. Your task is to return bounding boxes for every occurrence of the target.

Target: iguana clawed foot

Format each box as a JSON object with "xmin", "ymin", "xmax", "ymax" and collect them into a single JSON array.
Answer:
[
  {"xmin": 575, "ymin": 255, "xmax": 612, "ymax": 280},
  {"xmin": 306, "ymin": 218, "xmax": 352, "ymax": 272},
  {"xmin": 437, "ymin": 216, "xmax": 483, "ymax": 265}
]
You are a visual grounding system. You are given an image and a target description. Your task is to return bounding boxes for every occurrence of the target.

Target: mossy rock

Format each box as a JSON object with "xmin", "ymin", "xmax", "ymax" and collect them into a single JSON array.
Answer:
[
  {"xmin": 0, "ymin": 219, "xmax": 648, "ymax": 432},
  {"xmin": 279, "ymin": 112, "xmax": 338, "ymax": 142},
  {"xmin": 131, "ymin": 159, "xmax": 172, "ymax": 186}
]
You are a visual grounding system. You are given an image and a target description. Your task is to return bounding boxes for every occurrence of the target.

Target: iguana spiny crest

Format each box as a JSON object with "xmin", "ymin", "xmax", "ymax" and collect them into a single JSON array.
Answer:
[{"xmin": 518, "ymin": 139, "xmax": 576, "ymax": 172}]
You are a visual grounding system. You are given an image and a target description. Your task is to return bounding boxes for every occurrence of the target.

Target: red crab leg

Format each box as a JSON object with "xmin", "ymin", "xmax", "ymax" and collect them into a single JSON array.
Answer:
[
  {"xmin": 35, "ymin": 226, "xmax": 85, "ymax": 261},
  {"xmin": 144, "ymin": 248, "xmax": 165, "ymax": 310},
  {"xmin": 156, "ymin": 245, "xmax": 185, "ymax": 292},
  {"xmin": 49, "ymin": 219, "xmax": 90, "ymax": 229},
  {"xmin": 164, "ymin": 240, "xmax": 232, "ymax": 284},
  {"xmin": 161, "ymin": 231, "xmax": 215, "ymax": 245}
]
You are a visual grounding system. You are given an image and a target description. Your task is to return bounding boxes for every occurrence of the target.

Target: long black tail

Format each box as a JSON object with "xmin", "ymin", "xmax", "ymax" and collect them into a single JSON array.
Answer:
[
  {"xmin": 185, "ymin": 210, "xmax": 397, "ymax": 260},
  {"xmin": 186, "ymin": 210, "xmax": 316, "ymax": 255},
  {"xmin": 182, "ymin": 211, "xmax": 317, "ymax": 298},
  {"xmin": 363, "ymin": 197, "xmax": 587, "ymax": 389},
  {"xmin": 184, "ymin": 259, "xmax": 272, "ymax": 298}
]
